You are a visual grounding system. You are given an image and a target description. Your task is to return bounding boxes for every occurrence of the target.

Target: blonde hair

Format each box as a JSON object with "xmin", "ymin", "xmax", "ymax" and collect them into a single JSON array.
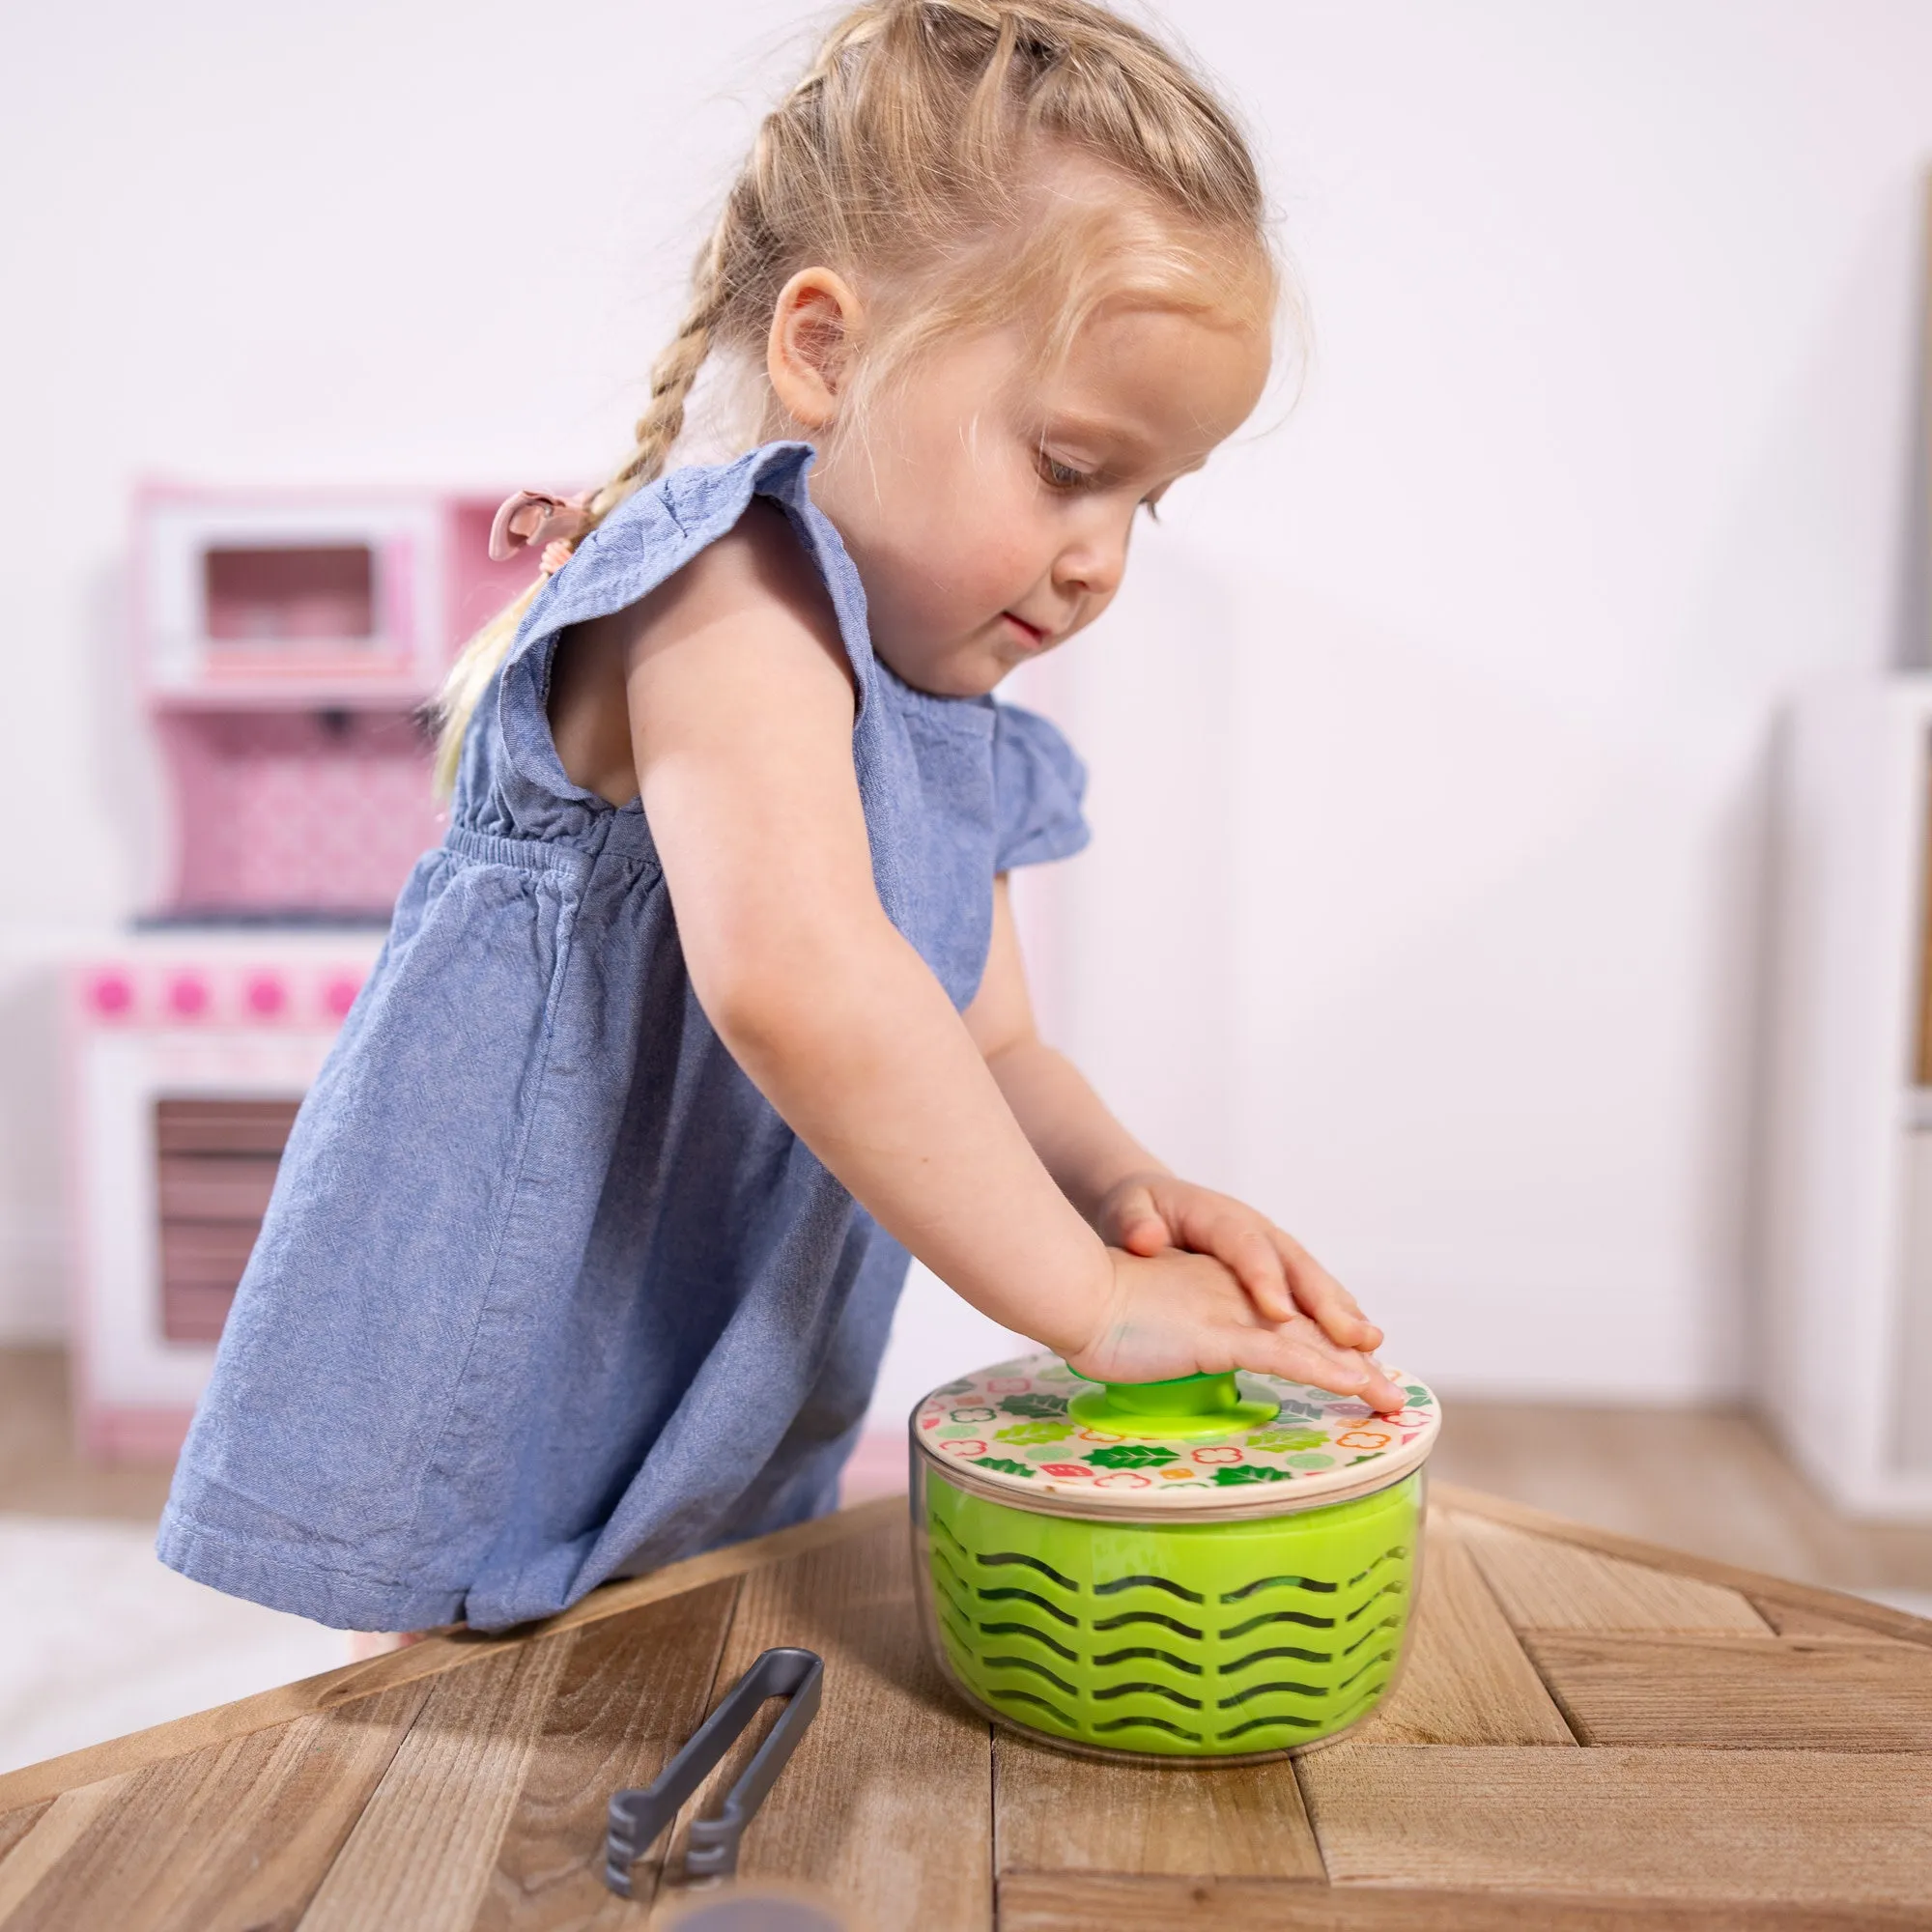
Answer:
[{"xmin": 433, "ymin": 0, "xmax": 1275, "ymax": 795}]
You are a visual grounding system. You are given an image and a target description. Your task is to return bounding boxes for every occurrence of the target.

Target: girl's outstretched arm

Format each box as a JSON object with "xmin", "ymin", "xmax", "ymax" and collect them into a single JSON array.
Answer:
[
  {"xmin": 562, "ymin": 503, "xmax": 1393, "ymax": 1405},
  {"xmin": 966, "ymin": 881, "xmax": 1403, "ymax": 1407}
]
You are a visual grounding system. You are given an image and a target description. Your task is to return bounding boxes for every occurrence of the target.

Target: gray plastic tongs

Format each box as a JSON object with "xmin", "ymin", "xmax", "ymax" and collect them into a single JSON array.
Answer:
[{"xmin": 603, "ymin": 1646, "xmax": 825, "ymax": 1897}]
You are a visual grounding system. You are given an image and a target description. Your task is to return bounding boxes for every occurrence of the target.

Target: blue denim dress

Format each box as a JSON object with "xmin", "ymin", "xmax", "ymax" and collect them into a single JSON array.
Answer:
[{"xmin": 156, "ymin": 442, "xmax": 1089, "ymax": 1632}]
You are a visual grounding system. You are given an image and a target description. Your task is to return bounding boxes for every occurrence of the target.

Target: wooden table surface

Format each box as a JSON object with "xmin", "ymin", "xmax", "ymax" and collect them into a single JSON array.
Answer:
[{"xmin": 1, "ymin": 1482, "xmax": 1928, "ymax": 1930}]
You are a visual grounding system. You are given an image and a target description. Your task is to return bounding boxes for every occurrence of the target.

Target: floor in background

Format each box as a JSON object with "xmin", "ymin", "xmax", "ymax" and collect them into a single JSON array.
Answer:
[
  {"xmin": 0, "ymin": 1347, "xmax": 175, "ymax": 1520},
  {"xmin": 1428, "ymin": 1399, "xmax": 1932, "ymax": 1610},
  {"xmin": 6, "ymin": 1345, "xmax": 1932, "ymax": 1776},
  {"xmin": 0, "ymin": 1349, "xmax": 348, "ymax": 1776},
  {"xmin": 0, "ymin": 1516, "xmax": 344, "ymax": 1776}
]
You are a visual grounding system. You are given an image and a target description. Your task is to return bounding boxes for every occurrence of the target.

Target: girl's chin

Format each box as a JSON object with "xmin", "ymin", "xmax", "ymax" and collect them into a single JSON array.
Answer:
[{"xmin": 873, "ymin": 639, "xmax": 1012, "ymax": 699}]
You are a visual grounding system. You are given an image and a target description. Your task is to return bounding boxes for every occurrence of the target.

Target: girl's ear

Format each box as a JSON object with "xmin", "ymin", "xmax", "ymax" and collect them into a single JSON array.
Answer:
[{"xmin": 767, "ymin": 269, "xmax": 864, "ymax": 430}]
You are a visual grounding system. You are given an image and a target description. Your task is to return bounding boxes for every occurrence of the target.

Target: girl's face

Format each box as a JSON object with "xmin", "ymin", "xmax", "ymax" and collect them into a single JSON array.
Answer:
[{"xmin": 801, "ymin": 296, "xmax": 1271, "ymax": 697}]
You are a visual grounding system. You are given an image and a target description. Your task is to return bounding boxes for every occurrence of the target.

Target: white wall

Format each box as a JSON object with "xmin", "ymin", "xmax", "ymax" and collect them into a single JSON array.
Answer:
[{"xmin": 4, "ymin": 2, "xmax": 1931, "ymax": 1406}]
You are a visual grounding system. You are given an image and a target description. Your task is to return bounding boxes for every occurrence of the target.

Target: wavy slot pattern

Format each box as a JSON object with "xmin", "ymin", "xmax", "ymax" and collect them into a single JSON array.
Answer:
[
  {"xmin": 1093, "ymin": 1574, "xmax": 1204, "ymax": 1603},
  {"xmin": 1093, "ymin": 1646, "xmax": 1203, "ymax": 1674},
  {"xmin": 1348, "ymin": 1546, "xmax": 1408, "ymax": 1585},
  {"xmin": 1093, "ymin": 1609, "xmax": 1203, "ymax": 1638},
  {"xmin": 1093, "ymin": 1680, "xmax": 1203, "ymax": 1709},
  {"xmin": 1344, "ymin": 1582, "xmax": 1405, "ymax": 1622},
  {"xmin": 975, "ymin": 1585, "xmax": 1078, "ymax": 1626},
  {"xmin": 1335, "ymin": 1649, "xmax": 1397, "ymax": 1692},
  {"xmin": 934, "ymin": 1570, "xmax": 973, "ymax": 1626},
  {"xmin": 1223, "ymin": 1643, "xmax": 1336, "ymax": 1676},
  {"xmin": 1213, "ymin": 1671, "xmax": 1391, "ymax": 1743},
  {"xmin": 1217, "ymin": 1679, "xmax": 1324, "ymax": 1707},
  {"xmin": 989, "ymin": 1686, "xmax": 1077, "ymax": 1727},
  {"xmin": 923, "ymin": 1467, "xmax": 1420, "ymax": 1758},
  {"xmin": 1093, "ymin": 1715, "xmax": 1205, "ymax": 1742},
  {"xmin": 977, "ymin": 1550, "xmax": 1078, "ymax": 1590},
  {"xmin": 1218, "ymin": 1608, "xmax": 1335, "ymax": 1638},
  {"xmin": 983, "ymin": 1655, "xmax": 1078, "ymax": 1696},
  {"xmin": 979, "ymin": 1620, "xmax": 1079, "ymax": 1661},
  {"xmin": 1344, "ymin": 1615, "xmax": 1400, "ymax": 1655},
  {"xmin": 1333, "ymin": 1678, "xmax": 1390, "ymax": 1724},
  {"xmin": 1215, "ymin": 1711, "xmax": 1324, "ymax": 1740},
  {"xmin": 1219, "ymin": 1573, "xmax": 1338, "ymax": 1603}
]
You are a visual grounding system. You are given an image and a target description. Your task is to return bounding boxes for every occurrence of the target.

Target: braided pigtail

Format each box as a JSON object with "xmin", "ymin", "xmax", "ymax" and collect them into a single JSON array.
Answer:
[
  {"xmin": 594, "ymin": 220, "xmax": 735, "ymax": 514},
  {"xmin": 430, "ymin": 214, "xmax": 736, "ymax": 798}
]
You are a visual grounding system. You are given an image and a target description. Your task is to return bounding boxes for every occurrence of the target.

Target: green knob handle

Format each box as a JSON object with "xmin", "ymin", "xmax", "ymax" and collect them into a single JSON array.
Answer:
[{"xmin": 1067, "ymin": 1370, "xmax": 1279, "ymax": 1439}]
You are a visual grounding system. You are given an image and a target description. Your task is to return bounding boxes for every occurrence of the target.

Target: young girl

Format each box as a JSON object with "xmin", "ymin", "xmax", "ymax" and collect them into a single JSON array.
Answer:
[{"xmin": 158, "ymin": 0, "xmax": 1405, "ymax": 1636}]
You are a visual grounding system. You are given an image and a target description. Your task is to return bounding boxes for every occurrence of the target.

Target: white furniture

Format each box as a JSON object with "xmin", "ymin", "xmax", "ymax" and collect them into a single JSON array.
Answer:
[
  {"xmin": 1761, "ymin": 672, "xmax": 1932, "ymax": 1518},
  {"xmin": 67, "ymin": 935, "xmax": 382, "ymax": 1458}
]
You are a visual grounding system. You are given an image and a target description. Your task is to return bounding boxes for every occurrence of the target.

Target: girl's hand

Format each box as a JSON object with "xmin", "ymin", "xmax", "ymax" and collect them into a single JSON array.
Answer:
[
  {"xmin": 1065, "ymin": 1246, "xmax": 1407, "ymax": 1412},
  {"xmin": 1093, "ymin": 1173, "xmax": 1401, "ymax": 1390}
]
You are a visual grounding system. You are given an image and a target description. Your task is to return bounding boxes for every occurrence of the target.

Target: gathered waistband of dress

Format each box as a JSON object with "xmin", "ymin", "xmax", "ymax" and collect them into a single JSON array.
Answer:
[{"xmin": 441, "ymin": 819, "xmax": 660, "ymax": 879}]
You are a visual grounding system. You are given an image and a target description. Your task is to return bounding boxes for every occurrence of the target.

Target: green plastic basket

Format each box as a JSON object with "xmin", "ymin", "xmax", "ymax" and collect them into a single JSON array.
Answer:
[{"xmin": 908, "ymin": 1354, "xmax": 1437, "ymax": 1764}]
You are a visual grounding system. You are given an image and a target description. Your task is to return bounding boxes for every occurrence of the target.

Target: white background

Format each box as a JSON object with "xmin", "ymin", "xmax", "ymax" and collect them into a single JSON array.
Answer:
[{"xmin": 5, "ymin": 2, "xmax": 1932, "ymax": 1408}]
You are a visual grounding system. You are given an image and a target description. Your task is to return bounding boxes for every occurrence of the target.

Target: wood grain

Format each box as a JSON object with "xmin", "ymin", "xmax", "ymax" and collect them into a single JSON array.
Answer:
[
  {"xmin": 0, "ymin": 1777, "xmax": 135, "ymax": 1926},
  {"xmin": 470, "ymin": 1579, "xmax": 739, "ymax": 1931},
  {"xmin": 994, "ymin": 1732, "xmax": 1322, "ymax": 1880},
  {"xmin": 1434, "ymin": 1483, "xmax": 1932, "ymax": 1648},
  {"xmin": 0, "ymin": 1810, "xmax": 47, "ymax": 1872},
  {"xmin": 1344, "ymin": 1512, "xmax": 1574, "ymax": 1745},
  {"xmin": 1522, "ymin": 1632, "xmax": 1932, "ymax": 1750},
  {"xmin": 298, "ymin": 1633, "xmax": 576, "ymax": 1932},
  {"xmin": 11, "ymin": 1488, "xmax": 1932, "ymax": 1928},
  {"xmin": 1748, "ymin": 1597, "xmax": 1917, "ymax": 1639},
  {"xmin": 1458, "ymin": 1517, "xmax": 1772, "ymax": 1634},
  {"xmin": 0, "ymin": 1495, "xmax": 905, "ymax": 1816},
  {"xmin": 0, "ymin": 1685, "xmax": 429, "ymax": 1932},
  {"xmin": 996, "ymin": 1873, "xmax": 1932, "ymax": 1931},
  {"xmin": 661, "ymin": 1518, "xmax": 992, "ymax": 1932},
  {"xmin": 1295, "ymin": 1745, "xmax": 1932, "ymax": 1903}
]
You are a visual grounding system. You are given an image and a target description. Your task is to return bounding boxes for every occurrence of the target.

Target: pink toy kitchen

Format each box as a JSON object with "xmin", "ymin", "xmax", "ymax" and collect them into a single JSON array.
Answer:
[{"xmin": 68, "ymin": 488, "xmax": 528, "ymax": 1457}]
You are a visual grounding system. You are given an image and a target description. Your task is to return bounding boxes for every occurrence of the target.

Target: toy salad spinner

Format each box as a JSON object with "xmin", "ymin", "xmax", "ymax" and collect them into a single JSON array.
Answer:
[{"xmin": 908, "ymin": 1353, "xmax": 1440, "ymax": 1763}]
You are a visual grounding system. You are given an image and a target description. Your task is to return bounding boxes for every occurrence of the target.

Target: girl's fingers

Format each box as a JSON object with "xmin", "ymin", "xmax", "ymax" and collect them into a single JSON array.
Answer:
[
  {"xmin": 1237, "ymin": 1329, "xmax": 1406, "ymax": 1412},
  {"xmin": 1208, "ymin": 1222, "xmax": 1295, "ymax": 1323},
  {"xmin": 1110, "ymin": 1183, "xmax": 1172, "ymax": 1256},
  {"xmin": 1242, "ymin": 1329, "xmax": 1370, "ymax": 1398},
  {"xmin": 1350, "ymin": 1354, "xmax": 1407, "ymax": 1413},
  {"xmin": 1152, "ymin": 1184, "xmax": 1379, "ymax": 1352},
  {"xmin": 1274, "ymin": 1230, "xmax": 1381, "ymax": 1350},
  {"xmin": 1157, "ymin": 1191, "xmax": 1294, "ymax": 1323}
]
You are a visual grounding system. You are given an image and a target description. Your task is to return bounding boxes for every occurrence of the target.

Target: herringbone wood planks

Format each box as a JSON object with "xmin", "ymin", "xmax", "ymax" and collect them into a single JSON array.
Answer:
[{"xmin": 2, "ymin": 1492, "xmax": 1928, "ymax": 1930}]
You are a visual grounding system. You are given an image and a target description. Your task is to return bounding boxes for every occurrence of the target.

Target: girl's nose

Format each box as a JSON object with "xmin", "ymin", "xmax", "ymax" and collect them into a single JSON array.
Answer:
[{"xmin": 1054, "ymin": 509, "xmax": 1131, "ymax": 604}]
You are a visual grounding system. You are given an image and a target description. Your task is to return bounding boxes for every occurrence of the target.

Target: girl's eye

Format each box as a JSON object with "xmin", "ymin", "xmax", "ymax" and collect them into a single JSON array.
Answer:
[{"xmin": 1037, "ymin": 452, "xmax": 1098, "ymax": 493}]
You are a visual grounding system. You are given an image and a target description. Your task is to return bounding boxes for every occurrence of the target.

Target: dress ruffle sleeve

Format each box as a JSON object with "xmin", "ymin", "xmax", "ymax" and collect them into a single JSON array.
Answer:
[{"xmin": 990, "ymin": 701, "xmax": 1091, "ymax": 870}]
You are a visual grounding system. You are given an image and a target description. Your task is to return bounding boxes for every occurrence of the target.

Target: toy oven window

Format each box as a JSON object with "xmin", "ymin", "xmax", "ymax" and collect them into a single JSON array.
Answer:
[{"xmin": 203, "ymin": 545, "xmax": 376, "ymax": 650}]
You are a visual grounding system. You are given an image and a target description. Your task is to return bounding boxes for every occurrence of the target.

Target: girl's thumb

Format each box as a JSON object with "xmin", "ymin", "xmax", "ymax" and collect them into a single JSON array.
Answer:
[{"xmin": 1116, "ymin": 1188, "xmax": 1171, "ymax": 1255}]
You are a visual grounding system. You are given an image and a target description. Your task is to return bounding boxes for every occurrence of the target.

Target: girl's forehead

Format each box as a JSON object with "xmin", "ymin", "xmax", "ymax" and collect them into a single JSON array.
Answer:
[{"xmin": 1034, "ymin": 303, "xmax": 1271, "ymax": 460}]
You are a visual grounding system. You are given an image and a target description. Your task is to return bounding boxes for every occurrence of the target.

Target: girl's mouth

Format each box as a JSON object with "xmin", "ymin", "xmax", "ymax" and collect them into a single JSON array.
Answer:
[{"xmin": 1001, "ymin": 611, "xmax": 1049, "ymax": 650}]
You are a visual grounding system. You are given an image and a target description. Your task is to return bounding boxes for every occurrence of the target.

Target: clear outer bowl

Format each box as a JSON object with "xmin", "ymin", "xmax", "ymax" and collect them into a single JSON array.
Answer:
[{"xmin": 909, "ymin": 1431, "xmax": 1427, "ymax": 1766}]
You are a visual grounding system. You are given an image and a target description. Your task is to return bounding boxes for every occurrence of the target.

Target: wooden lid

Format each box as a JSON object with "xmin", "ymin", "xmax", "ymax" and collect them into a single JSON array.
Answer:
[{"xmin": 910, "ymin": 1350, "xmax": 1439, "ymax": 1519}]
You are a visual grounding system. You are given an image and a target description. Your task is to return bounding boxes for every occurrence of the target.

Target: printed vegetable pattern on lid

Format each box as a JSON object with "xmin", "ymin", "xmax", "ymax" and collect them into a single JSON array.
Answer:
[{"xmin": 912, "ymin": 1351, "xmax": 1438, "ymax": 1513}]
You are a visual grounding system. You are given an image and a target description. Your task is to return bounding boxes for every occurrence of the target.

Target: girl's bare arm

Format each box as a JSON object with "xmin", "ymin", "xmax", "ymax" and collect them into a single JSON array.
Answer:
[
  {"xmin": 573, "ymin": 505, "xmax": 1388, "ymax": 1398},
  {"xmin": 965, "ymin": 883, "xmax": 1394, "ymax": 1385}
]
